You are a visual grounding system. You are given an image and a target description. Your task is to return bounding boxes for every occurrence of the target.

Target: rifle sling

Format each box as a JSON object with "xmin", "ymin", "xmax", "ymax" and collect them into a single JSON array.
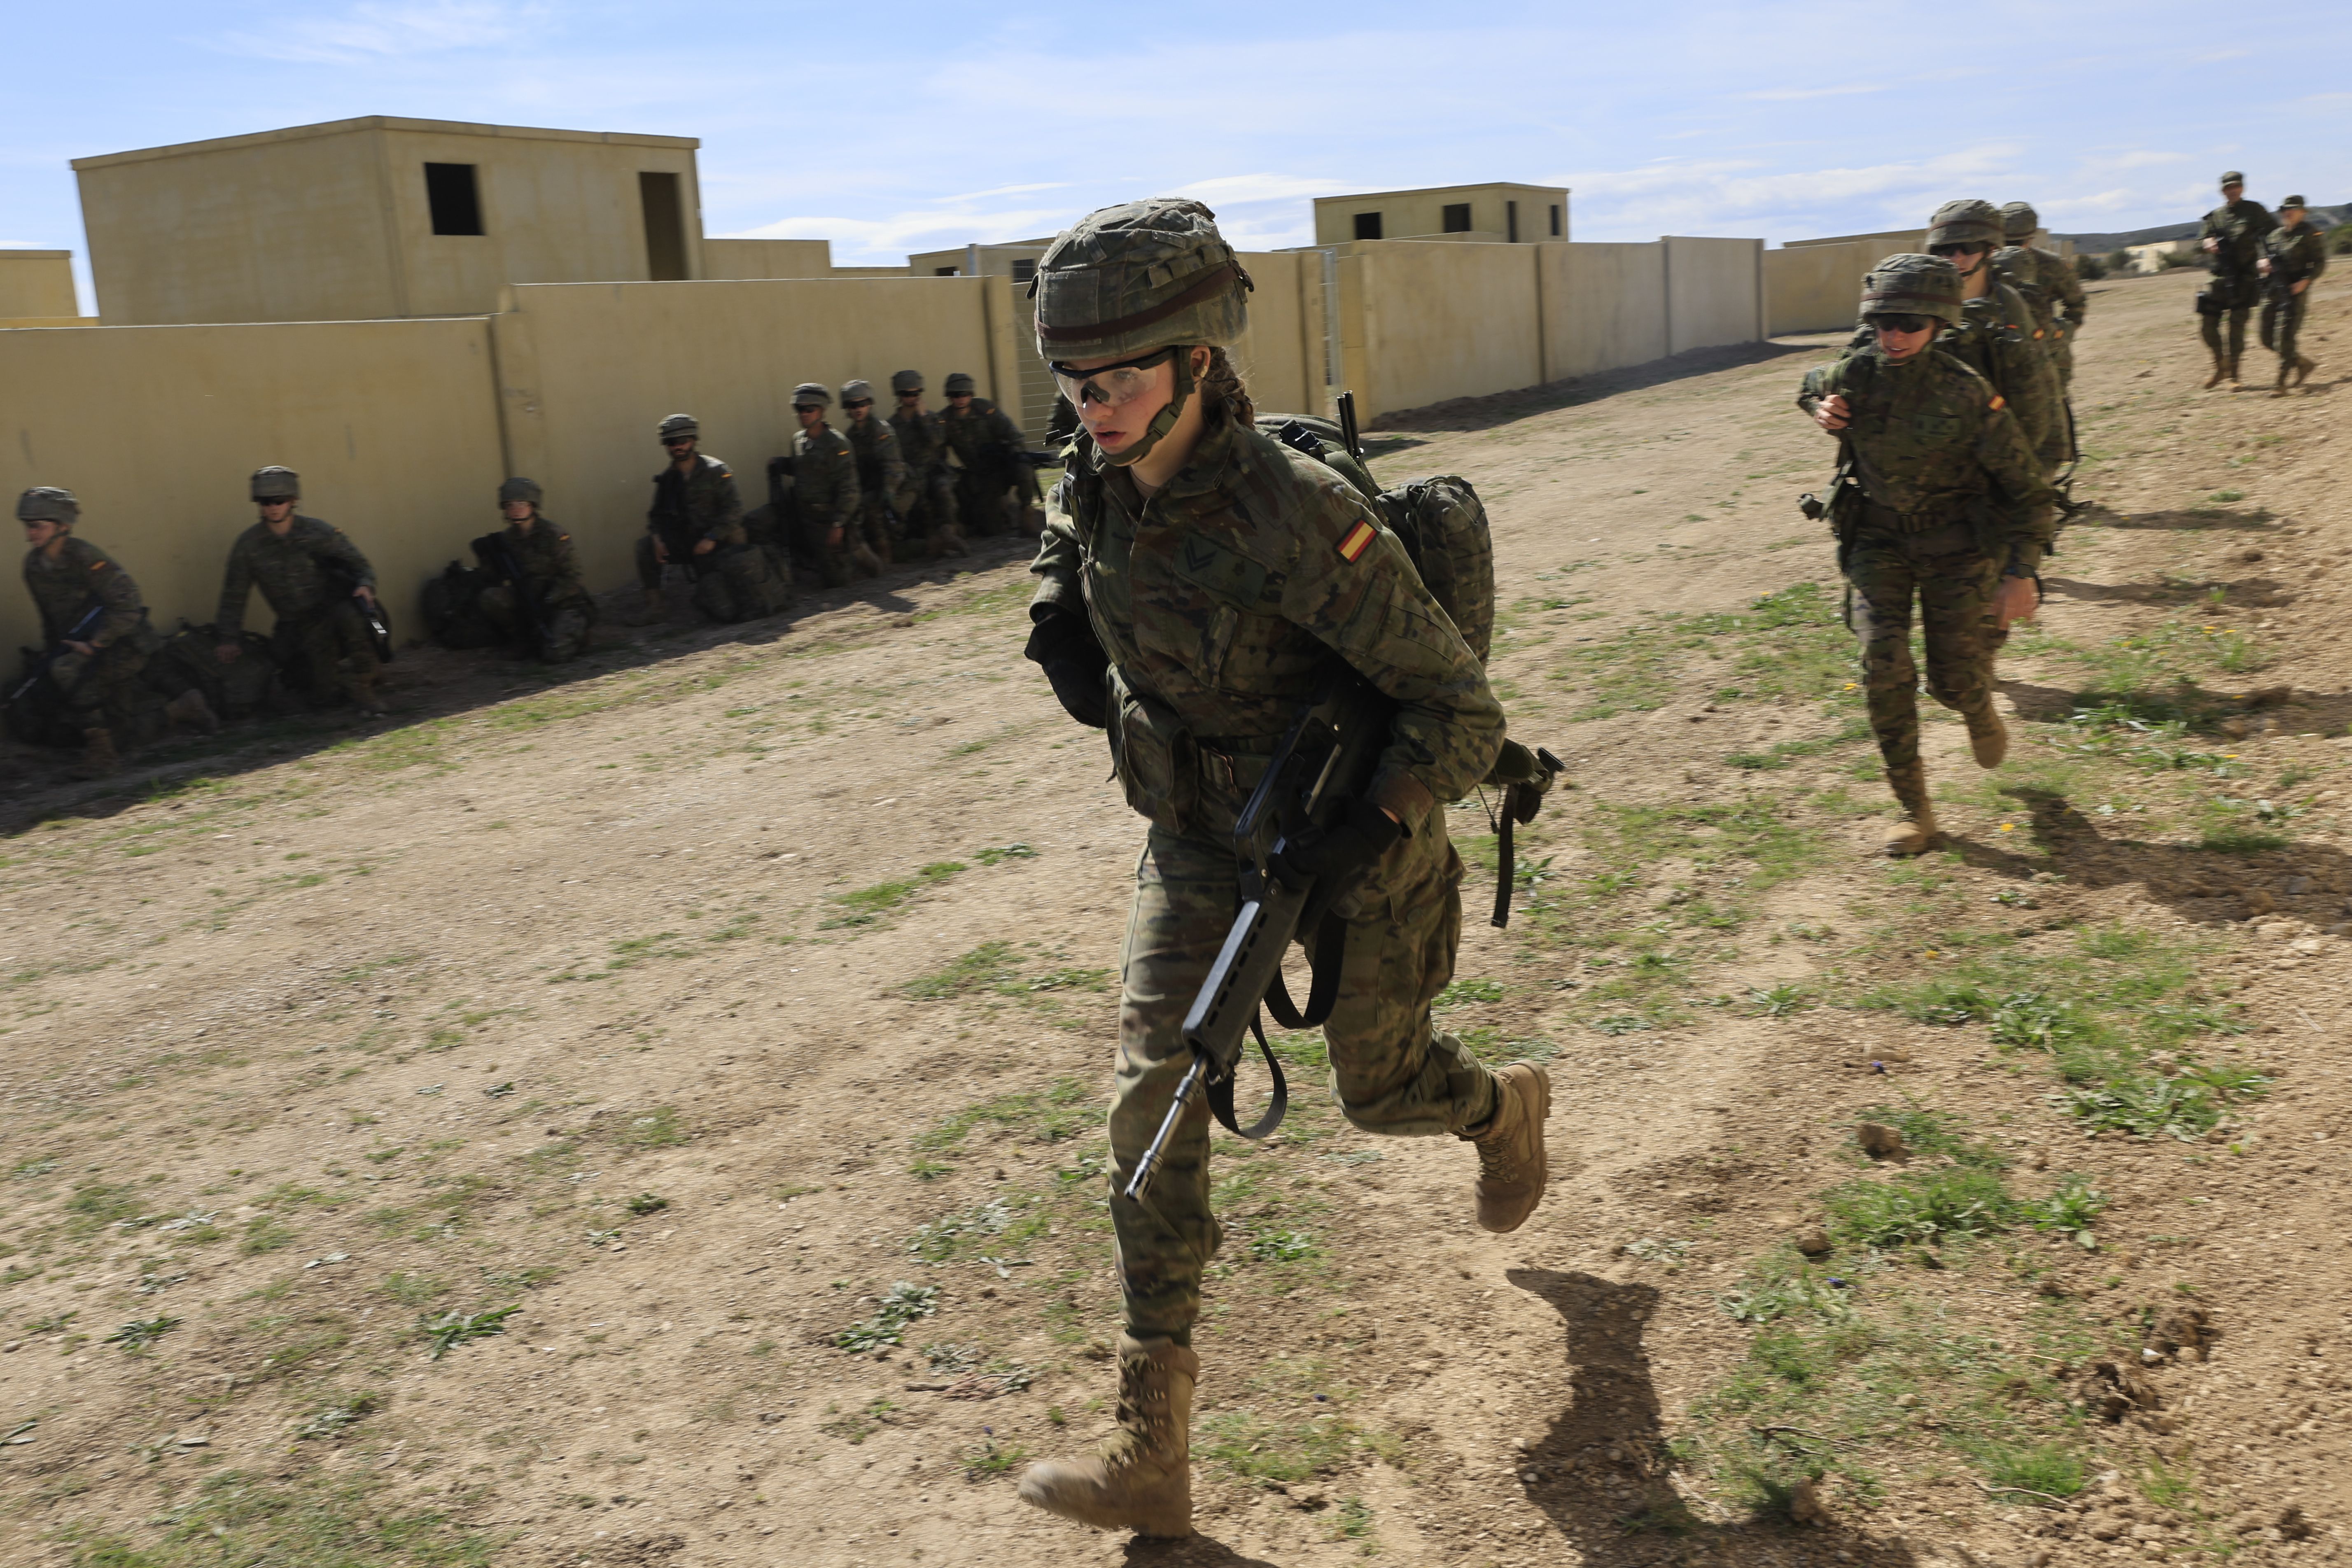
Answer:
[
  {"xmin": 1259, "ymin": 911, "xmax": 1344, "ymax": 1030},
  {"xmin": 1204, "ymin": 1013, "xmax": 1289, "ymax": 1141},
  {"xmin": 1491, "ymin": 796, "xmax": 1518, "ymax": 930}
]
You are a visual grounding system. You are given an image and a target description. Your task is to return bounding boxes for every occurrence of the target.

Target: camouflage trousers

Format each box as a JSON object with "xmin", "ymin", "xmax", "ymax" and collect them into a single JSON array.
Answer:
[
  {"xmin": 633, "ymin": 538, "xmax": 786, "ymax": 622},
  {"xmin": 271, "ymin": 600, "xmax": 380, "ymax": 706},
  {"xmin": 1846, "ymin": 519, "xmax": 2004, "ymax": 810},
  {"xmin": 857, "ymin": 494, "xmax": 902, "ymax": 564},
  {"xmin": 480, "ymin": 581, "xmax": 594, "ymax": 663},
  {"xmin": 904, "ymin": 469, "xmax": 963, "ymax": 554},
  {"xmin": 2049, "ymin": 322, "xmax": 2076, "ymax": 390},
  {"xmin": 2261, "ymin": 293, "xmax": 2308, "ymax": 365},
  {"xmin": 46, "ymin": 640, "xmax": 150, "ymax": 731},
  {"xmin": 1108, "ymin": 809, "xmax": 1498, "ymax": 1342},
  {"xmin": 2199, "ymin": 274, "xmax": 2260, "ymax": 364}
]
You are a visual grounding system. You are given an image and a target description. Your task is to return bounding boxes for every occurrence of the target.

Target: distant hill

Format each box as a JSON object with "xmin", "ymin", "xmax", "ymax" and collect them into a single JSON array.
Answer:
[{"xmin": 2058, "ymin": 201, "xmax": 2345, "ymax": 255}]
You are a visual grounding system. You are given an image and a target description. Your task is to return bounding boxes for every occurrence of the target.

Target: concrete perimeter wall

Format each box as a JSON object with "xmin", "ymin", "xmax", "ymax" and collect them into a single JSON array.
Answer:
[
  {"xmin": 492, "ymin": 275, "xmax": 1015, "ymax": 592},
  {"xmin": 1765, "ymin": 231, "xmax": 1929, "ymax": 336},
  {"xmin": 0, "ymin": 318, "xmax": 503, "ymax": 658},
  {"xmin": 0, "ymin": 252, "xmax": 79, "ymax": 320}
]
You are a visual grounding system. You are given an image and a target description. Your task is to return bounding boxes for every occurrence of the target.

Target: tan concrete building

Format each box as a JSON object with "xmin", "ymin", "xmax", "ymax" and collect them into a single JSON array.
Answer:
[
  {"xmin": 1313, "ymin": 183, "xmax": 1568, "ymax": 247},
  {"xmin": 0, "ymin": 250, "xmax": 79, "ymax": 322},
  {"xmin": 73, "ymin": 117, "xmax": 705, "ymax": 325},
  {"xmin": 907, "ymin": 243, "xmax": 1056, "ymax": 432}
]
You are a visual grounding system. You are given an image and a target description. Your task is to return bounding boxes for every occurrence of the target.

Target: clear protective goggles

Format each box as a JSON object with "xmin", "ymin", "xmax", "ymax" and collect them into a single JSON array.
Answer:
[{"xmin": 1047, "ymin": 346, "xmax": 1179, "ymax": 410}]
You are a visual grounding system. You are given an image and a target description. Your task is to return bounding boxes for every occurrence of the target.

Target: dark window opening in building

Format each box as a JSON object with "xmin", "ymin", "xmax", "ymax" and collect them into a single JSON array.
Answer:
[
  {"xmin": 1010, "ymin": 259, "xmax": 1037, "ymax": 284},
  {"xmin": 638, "ymin": 172, "xmax": 686, "ymax": 280},
  {"xmin": 1549, "ymin": 203, "xmax": 1562, "ymax": 237},
  {"xmin": 1506, "ymin": 201, "xmax": 1519, "ymax": 243},
  {"xmin": 935, "ymin": 266, "xmax": 960, "ymax": 276},
  {"xmin": 1353, "ymin": 212, "xmax": 1383, "ymax": 241},
  {"xmin": 1442, "ymin": 203, "xmax": 1472, "ymax": 233},
  {"xmin": 423, "ymin": 163, "xmax": 483, "ymax": 236}
]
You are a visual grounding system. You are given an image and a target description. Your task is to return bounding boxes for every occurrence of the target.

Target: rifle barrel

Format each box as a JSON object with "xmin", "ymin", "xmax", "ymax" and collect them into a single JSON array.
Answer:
[{"xmin": 1123, "ymin": 1055, "xmax": 1208, "ymax": 1204}]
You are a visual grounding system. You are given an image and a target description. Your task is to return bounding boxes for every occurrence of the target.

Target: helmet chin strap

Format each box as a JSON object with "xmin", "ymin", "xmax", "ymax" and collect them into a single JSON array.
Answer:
[{"xmin": 1101, "ymin": 346, "xmax": 1198, "ymax": 469}]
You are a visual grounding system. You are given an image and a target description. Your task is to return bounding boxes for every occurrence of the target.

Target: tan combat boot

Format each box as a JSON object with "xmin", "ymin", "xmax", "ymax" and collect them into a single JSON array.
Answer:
[
  {"xmin": 2273, "ymin": 362, "xmax": 2292, "ymax": 398},
  {"xmin": 932, "ymin": 527, "xmax": 969, "ymax": 559},
  {"xmin": 2203, "ymin": 348, "xmax": 2227, "ymax": 389},
  {"xmin": 1018, "ymin": 1334, "xmax": 1196, "ymax": 1537},
  {"xmin": 1464, "ymin": 1062, "xmax": 1552, "ymax": 1234},
  {"xmin": 2294, "ymin": 355, "xmax": 2317, "ymax": 388},
  {"xmin": 75, "ymin": 727, "xmax": 120, "ymax": 779},
  {"xmin": 165, "ymin": 688, "xmax": 220, "ymax": 735},
  {"xmin": 850, "ymin": 540, "xmax": 884, "ymax": 578},
  {"xmin": 1882, "ymin": 763, "xmax": 1939, "ymax": 856},
  {"xmin": 2225, "ymin": 354, "xmax": 2242, "ymax": 391},
  {"xmin": 1964, "ymin": 705, "xmax": 2008, "ymax": 768},
  {"xmin": 344, "ymin": 669, "xmax": 389, "ymax": 718}
]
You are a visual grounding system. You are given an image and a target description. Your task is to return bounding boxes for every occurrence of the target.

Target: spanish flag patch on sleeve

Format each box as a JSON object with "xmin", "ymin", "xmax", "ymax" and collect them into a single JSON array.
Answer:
[
  {"xmin": 1988, "ymin": 394, "xmax": 2006, "ymax": 412},
  {"xmin": 1337, "ymin": 519, "xmax": 1377, "ymax": 562}
]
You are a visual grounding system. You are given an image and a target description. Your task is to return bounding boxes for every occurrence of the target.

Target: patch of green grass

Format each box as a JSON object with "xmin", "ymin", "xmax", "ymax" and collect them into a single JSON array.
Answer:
[
  {"xmin": 1434, "ymin": 978, "xmax": 1504, "ymax": 1006},
  {"xmin": 625, "ymin": 1192, "xmax": 668, "ymax": 1216},
  {"xmin": 835, "ymin": 1282, "xmax": 940, "ymax": 1352},
  {"xmin": 617, "ymin": 1107, "xmax": 688, "ymax": 1149},
  {"xmin": 102, "ymin": 1315, "xmax": 180, "ymax": 1353},
  {"xmin": 63, "ymin": 1466, "xmax": 497, "ymax": 1566},
  {"xmin": 417, "ymin": 1305, "xmax": 519, "ymax": 1360},
  {"xmin": 1197, "ymin": 1410, "xmax": 1374, "ymax": 1483},
  {"xmin": 820, "ymin": 861, "xmax": 966, "ymax": 929},
  {"xmin": 904, "ymin": 940, "xmax": 1019, "ymax": 999},
  {"xmin": 962, "ymin": 1438, "xmax": 1030, "ymax": 1479},
  {"xmin": 240, "ymin": 1218, "xmax": 297, "ymax": 1255},
  {"xmin": 1824, "ymin": 1166, "xmax": 2018, "ymax": 1249},
  {"xmin": 917, "ymin": 1078, "xmax": 1097, "ymax": 1150}
]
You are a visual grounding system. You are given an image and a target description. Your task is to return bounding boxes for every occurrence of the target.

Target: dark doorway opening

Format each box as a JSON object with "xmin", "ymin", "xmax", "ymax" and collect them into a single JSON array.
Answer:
[
  {"xmin": 423, "ymin": 163, "xmax": 483, "ymax": 236},
  {"xmin": 1353, "ymin": 212, "xmax": 1383, "ymax": 241},
  {"xmin": 639, "ymin": 171, "xmax": 687, "ymax": 281}
]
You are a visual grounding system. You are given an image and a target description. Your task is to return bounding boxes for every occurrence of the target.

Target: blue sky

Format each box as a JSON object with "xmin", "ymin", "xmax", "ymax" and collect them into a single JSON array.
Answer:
[{"xmin": 7, "ymin": 0, "xmax": 2346, "ymax": 310}]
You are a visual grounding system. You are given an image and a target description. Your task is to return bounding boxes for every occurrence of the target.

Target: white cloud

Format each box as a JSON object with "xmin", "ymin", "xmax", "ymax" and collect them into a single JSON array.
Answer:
[{"xmin": 219, "ymin": 0, "xmax": 541, "ymax": 64}]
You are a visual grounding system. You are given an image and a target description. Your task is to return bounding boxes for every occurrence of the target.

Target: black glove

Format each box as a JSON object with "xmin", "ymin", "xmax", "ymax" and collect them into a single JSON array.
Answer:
[
  {"xmin": 1024, "ymin": 605, "xmax": 1109, "ymax": 729},
  {"xmin": 1269, "ymin": 796, "xmax": 1404, "ymax": 889}
]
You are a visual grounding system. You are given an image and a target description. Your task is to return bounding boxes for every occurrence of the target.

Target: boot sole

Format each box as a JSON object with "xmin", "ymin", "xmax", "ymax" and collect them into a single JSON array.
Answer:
[{"xmin": 1017, "ymin": 1472, "xmax": 1190, "ymax": 1537}]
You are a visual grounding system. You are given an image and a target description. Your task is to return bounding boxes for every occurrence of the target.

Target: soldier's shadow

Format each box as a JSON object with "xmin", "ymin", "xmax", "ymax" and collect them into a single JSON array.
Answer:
[
  {"xmin": 1121, "ymin": 1534, "xmax": 1280, "ymax": 1567},
  {"xmin": 2044, "ymin": 574, "xmax": 2293, "ymax": 609},
  {"xmin": 1507, "ymin": 1269, "xmax": 1921, "ymax": 1566},
  {"xmin": 2070, "ymin": 502, "xmax": 2276, "ymax": 532}
]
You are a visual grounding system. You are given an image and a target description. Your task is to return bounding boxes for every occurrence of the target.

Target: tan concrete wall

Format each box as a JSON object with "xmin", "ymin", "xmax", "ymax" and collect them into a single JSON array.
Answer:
[
  {"xmin": 1229, "ymin": 250, "xmax": 1322, "ymax": 419},
  {"xmin": 78, "ymin": 122, "xmax": 403, "ymax": 325},
  {"xmin": 1784, "ymin": 228, "xmax": 1928, "ymax": 252},
  {"xmin": 1334, "ymin": 241, "xmax": 1542, "ymax": 421},
  {"xmin": 75, "ymin": 117, "xmax": 704, "ymax": 325},
  {"xmin": 0, "ymin": 252, "xmax": 79, "ymax": 319},
  {"xmin": 490, "ymin": 276, "xmax": 1007, "ymax": 592},
  {"xmin": 0, "ymin": 318, "xmax": 504, "ymax": 657},
  {"xmin": 700, "ymin": 239, "xmax": 834, "ymax": 280},
  {"xmin": 1666, "ymin": 237, "xmax": 1765, "ymax": 354},
  {"xmin": 1766, "ymin": 241, "xmax": 1873, "ymax": 334},
  {"xmin": 1313, "ymin": 184, "xmax": 1567, "ymax": 246},
  {"xmin": 1539, "ymin": 242, "xmax": 1667, "ymax": 379}
]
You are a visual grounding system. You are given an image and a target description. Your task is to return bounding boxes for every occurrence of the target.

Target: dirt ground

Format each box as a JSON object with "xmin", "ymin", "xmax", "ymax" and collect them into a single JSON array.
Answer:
[{"xmin": 1, "ymin": 263, "xmax": 2347, "ymax": 1568}]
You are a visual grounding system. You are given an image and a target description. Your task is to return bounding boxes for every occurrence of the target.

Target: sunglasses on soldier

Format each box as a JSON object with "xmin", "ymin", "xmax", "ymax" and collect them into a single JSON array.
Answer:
[
  {"xmin": 1928, "ymin": 242, "xmax": 1988, "ymax": 259},
  {"xmin": 843, "ymin": 399, "xmax": 873, "ymax": 410},
  {"xmin": 1048, "ymin": 346, "xmax": 1180, "ymax": 410},
  {"xmin": 1868, "ymin": 313, "xmax": 1937, "ymax": 335}
]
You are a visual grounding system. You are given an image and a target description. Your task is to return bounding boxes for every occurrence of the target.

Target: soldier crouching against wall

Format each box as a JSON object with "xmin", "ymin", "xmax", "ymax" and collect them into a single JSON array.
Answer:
[
  {"xmin": 215, "ymin": 467, "xmax": 388, "ymax": 716},
  {"xmin": 789, "ymin": 383, "xmax": 875, "ymax": 587},
  {"xmin": 840, "ymin": 380, "xmax": 909, "ymax": 568},
  {"xmin": 940, "ymin": 371, "xmax": 1031, "ymax": 538},
  {"xmin": 16, "ymin": 487, "xmax": 199, "ymax": 775},
  {"xmin": 888, "ymin": 370, "xmax": 966, "ymax": 558},
  {"xmin": 1798, "ymin": 256, "xmax": 2057, "ymax": 857},
  {"xmin": 635, "ymin": 413, "xmax": 780, "ymax": 624},
  {"xmin": 1013, "ymin": 198, "xmax": 1553, "ymax": 1540},
  {"xmin": 475, "ymin": 478, "xmax": 595, "ymax": 662}
]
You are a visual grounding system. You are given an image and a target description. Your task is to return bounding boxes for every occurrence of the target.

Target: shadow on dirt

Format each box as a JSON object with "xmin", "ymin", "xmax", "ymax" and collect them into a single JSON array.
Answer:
[
  {"xmin": 1368, "ymin": 340, "xmax": 1819, "ymax": 437},
  {"xmin": 1506, "ymin": 1268, "xmax": 1924, "ymax": 1566},
  {"xmin": 2069, "ymin": 502, "xmax": 2277, "ymax": 532},
  {"xmin": 1944, "ymin": 786, "xmax": 2352, "ymax": 926},
  {"xmin": 0, "ymin": 540, "xmax": 1033, "ymax": 837},
  {"xmin": 1122, "ymin": 1535, "xmax": 1281, "ymax": 1566},
  {"xmin": 2044, "ymin": 574, "xmax": 2294, "ymax": 609}
]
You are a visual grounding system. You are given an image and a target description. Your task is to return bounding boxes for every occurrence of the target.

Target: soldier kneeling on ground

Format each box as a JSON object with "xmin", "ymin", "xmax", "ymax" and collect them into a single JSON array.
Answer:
[
  {"xmin": 887, "ymin": 370, "xmax": 967, "ymax": 559},
  {"xmin": 940, "ymin": 371, "xmax": 1035, "ymax": 538},
  {"xmin": 635, "ymin": 414, "xmax": 786, "ymax": 625},
  {"xmin": 12, "ymin": 488, "xmax": 212, "ymax": 777},
  {"xmin": 215, "ymin": 467, "xmax": 389, "ymax": 716},
  {"xmin": 474, "ymin": 478, "xmax": 596, "ymax": 662}
]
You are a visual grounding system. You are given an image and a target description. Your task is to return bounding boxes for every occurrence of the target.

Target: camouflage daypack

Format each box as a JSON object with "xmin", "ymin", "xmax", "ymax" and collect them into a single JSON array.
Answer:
[{"xmin": 422, "ymin": 560, "xmax": 500, "ymax": 649}]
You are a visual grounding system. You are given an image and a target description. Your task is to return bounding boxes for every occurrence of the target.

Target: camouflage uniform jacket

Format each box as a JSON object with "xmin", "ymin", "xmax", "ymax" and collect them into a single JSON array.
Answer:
[
  {"xmin": 646, "ymin": 453, "xmax": 745, "ymax": 551},
  {"xmin": 1994, "ymin": 245, "xmax": 2088, "ymax": 325},
  {"xmin": 791, "ymin": 425, "xmax": 860, "ymax": 530},
  {"xmin": 940, "ymin": 397, "xmax": 1023, "ymax": 468},
  {"xmin": 25, "ymin": 537, "xmax": 146, "ymax": 649},
  {"xmin": 216, "ymin": 515, "xmax": 376, "ymax": 635},
  {"xmin": 1798, "ymin": 345, "xmax": 2059, "ymax": 577},
  {"xmin": 2200, "ymin": 199, "xmax": 2278, "ymax": 278},
  {"xmin": 1030, "ymin": 414, "xmax": 1503, "ymax": 826},
  {"xmin": 890, "ymin": 406, "xmax": 952, "ymax": 475},
  {"xmin": 845, "ymin": 416, "xmax": 910, "ymax": 500},
  {"xmin": 495, "ymin": 517, "xmax": 584, "ymax": 594},
  {"xmin": 1842, "ymin": 280, "xmax": 2063, "ymax": 468},
  {"xmin": 2263, "ymin": 223, "xmax": 2330, "ymax": 289}
]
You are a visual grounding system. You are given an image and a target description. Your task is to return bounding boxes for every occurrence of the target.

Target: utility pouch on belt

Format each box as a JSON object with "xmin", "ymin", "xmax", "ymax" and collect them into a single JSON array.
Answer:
[
  {"xmin": 1107, "ymin": 665, "xmax": 1198, "ymax": 833},
  {"xmin": 2194, "ymin": 287, "xmax": 2224, "ymax": 318}
]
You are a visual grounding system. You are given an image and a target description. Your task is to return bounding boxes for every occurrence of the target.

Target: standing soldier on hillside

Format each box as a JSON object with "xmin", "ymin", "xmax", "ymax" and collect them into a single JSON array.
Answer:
[
  {"xmin": 475, "ymin": 478, "xmax": 595, "ymax": 661},
  {"xmin": 939, "ymin": 371, "xmax": 1029, "ymax": 538},
  {"xmin": 1995, "ymin": 201, "xmax": 2088, "ymax": 392},
  {"xmin": 2197, "ymin": 173, "xmax": 2277, "ymax": 390},
  {"xmin": 1800, "ymin": 256, "xmax": 2058, "ymax": 856},
  {"xmin": 2258, "ymin": 196, "xmax": 2328, "ymax": 395},
  {"xmin": 1916, "ymin": 200, "xmax": 2069, "ymax": 476},
  {"xmin": 215, "ymin": 467, "xmax": 388, "ymax": 715},
  {"xmin": 888, "ymin": 371, "xmax": 966, "ymax": 558},
  {"xmin": 1012, "ymin": 198, "xmax": 1549, "ymax": 1542},
  {"xmin": 16, "ymin": 488, "xmax": 188, "ymax": 775},
  {"xmin": 789, "ymin": 383, "xmax": 875, "ymax": 586},
  {"xmin": 839, "ymin": 380, "xmax": 909, "ymax": 568}
]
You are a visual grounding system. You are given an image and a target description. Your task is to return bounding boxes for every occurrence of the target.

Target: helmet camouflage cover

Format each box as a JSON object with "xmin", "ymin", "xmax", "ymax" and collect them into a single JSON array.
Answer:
[
  {"xmin": 1925, "ymin": 198, "xmax": 2005, "ymax": 250},
  {"xmin": 2000, "ymin": 201, "xmax": 2039, "ymax": 239},
  {"xmin": 890, "ymin": 369, "xmax": 924, "ymax": 394},
  {"xmin": 16, "ymin": 486, "xmax": 77, "ymax": 525},
  {"xmin": 840, "ymin": 378, "xmax": 874, "ymax": 404},
  {"xmin": 791, "ymin": 382, "xmax": 831, "ymax": 408},
  {"xmin": 1861, "ymin": 254, "xmax": 1965, "ymax": 327},
  {"xmin": 250, "ymin": 465, "xmax": 301, "ymax": 501},
  {"xmin": 657, "ymin": 413, "xmax": 699, "ymax": 442},
  {"xmin": 1031, "ymin": 198, "xmax": 1252, "ymax": 364},
  {"xmin": 943, "ymin": 372, "xmax": 976, "ymax": 395},
  {"xmin": 498, "ymin": 476, "xmax": 543, "ymax": 506}
]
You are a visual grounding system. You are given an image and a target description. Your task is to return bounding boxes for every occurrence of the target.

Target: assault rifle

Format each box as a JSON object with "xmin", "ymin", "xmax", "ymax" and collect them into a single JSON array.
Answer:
[
  {"xmin": 5, "ymin": 602, "xmax": 107, "ymax": 709},
  {"xmin": 473, "ymin": 533, "xmax": 555, "ymax": 658},
  {"xmin": 1125, "ymin": 673, "xmax": 1394, "ymax": 1204}
]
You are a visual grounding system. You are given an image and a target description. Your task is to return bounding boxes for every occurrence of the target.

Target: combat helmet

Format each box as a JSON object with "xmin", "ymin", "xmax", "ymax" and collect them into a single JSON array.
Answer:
[
  {"xmin": 791, "ymin": 382, "xmax": 831, "ymax": 408},
  {"xmin": 1925, "ymin": 199, "xmax": 2004, "ymax": 251},
  {"xmin": 1860, "ymin": 254, "xmax": 1965, "ymax": 327},
  {"xmin": 15, "ymin": 487, "xmax": 77, "ymax": 525},
  {"xmin": 250, "ymin": 466, "xmax": 301, "ymax": 501},
  {"xmin": 840, "ymin": 379, "xmax": 875, "ymax": 405},
  {"xmin": 657, "ymin": 413, "xmax": 699, "ymax": 443},
  {"xmin": 1030, "ymin": 198, "xmax": 1253, "ymax": 465},
  {"xmin": 942, "ymin": 372, "xmax": 977, "ymax": 396},
  {"xmin": 2000, "ymin": 202, "xmax": 2039, "ymax": 240},
  {"xmin": 498, "ymin": 477, "xmax": 543, "ymax": 506},
  {"xmin": 889, "ymin": 369, "xmax": 924, "ymax": 394}
]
